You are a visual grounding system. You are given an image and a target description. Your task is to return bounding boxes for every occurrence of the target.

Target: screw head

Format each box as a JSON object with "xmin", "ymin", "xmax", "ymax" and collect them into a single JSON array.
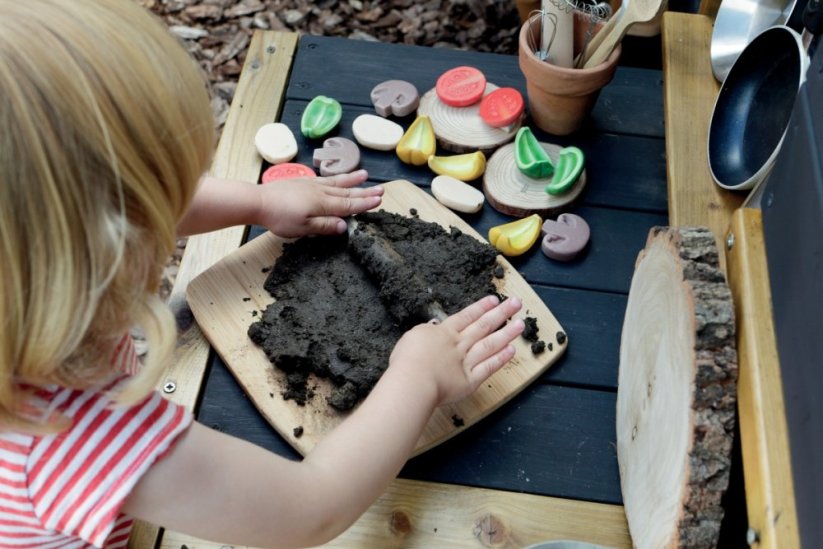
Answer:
[
  {"xmin": 162, "ymin": 381, "xmax": 176, "ymax": 394},
  {"xmin": 726, "ymin": 232, "xmax": 735, "ymax": 250},
  {"xmin": 746, "ymin": 527, "xmax": 759, "ymax": 545}
]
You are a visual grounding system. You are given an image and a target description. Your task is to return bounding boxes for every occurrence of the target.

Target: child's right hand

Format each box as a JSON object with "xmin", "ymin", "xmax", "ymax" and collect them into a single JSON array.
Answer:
[{"xmin": 389, "ymin": 295, "xmax": 524, "ymax": 406}]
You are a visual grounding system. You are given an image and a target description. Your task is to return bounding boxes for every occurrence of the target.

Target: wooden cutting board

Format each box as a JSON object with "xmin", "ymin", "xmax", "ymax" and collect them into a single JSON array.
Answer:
[{"xmin": 187, "ymin": 179, "xmax": 566, "ymax": 456}]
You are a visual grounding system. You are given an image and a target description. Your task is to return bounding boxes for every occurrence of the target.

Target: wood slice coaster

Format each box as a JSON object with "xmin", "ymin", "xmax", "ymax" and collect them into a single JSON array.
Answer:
[
  {"xmin": 417, "ymin": 84, "xmax": 520, "ymax": 154},
  {"xmin": 618, "ymin": 227, "xmax": 738, "ymax": 548},
  {"xmin": 483, "ymin": 141, "xmax": 586, "ymax": 217}
]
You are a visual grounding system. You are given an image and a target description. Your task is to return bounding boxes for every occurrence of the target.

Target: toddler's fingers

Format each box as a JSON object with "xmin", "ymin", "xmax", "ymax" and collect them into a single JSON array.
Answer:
[
  {"xmin": 317, "ymin": 169, "xmax": 369, "ymax": 188},
  {"xmin": 322, "ymin": 185, "xmax": 384, "ymax": 198},
  {"xmin": 443, "ymin": 295, "xmax": 500, "ymax": 332},
  {"xmin": 465, "ymin": 317, "xmax": 524, "ymax": 367},
  {"xmin": 467, "ymin": 344, "xmax": 517, "ymax": 386},
  {"xmin": 322, "ymin": 194, "xmax": 382, "ymax": 219},
  {"xmin": 459, "ymin": 297, "xmax": 522, "ymax": 346}
]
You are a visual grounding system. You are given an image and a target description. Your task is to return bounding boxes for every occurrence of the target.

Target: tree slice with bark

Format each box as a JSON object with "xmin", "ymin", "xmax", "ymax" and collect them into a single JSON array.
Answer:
[{"xmin": 618, "ymin": 226, "xmax": 738, "ymax": 548}]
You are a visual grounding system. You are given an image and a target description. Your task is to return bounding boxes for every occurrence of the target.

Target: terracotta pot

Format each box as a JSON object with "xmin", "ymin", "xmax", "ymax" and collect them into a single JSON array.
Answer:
[{"xmin": 518, "ymin": 12, "xmax": 622, "ymax": 135}]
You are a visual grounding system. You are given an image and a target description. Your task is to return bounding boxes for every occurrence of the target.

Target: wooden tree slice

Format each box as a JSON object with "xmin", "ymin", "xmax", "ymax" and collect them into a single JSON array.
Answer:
[
  {"xmin": 417, "ymin": 84, "xmax": 520, "ymax": 154},
  {"xmin": 483, "ymin": 141, "xmax": 586, "ymax": 217},
  {"xmin": 618, "ymin": 227, "xmax": 738, "ymax": 548}
]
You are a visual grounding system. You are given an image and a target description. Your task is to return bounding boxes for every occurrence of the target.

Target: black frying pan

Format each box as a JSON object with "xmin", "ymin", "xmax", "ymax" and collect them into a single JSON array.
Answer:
[{"xmin": 708, "ymin": 25, "xmax": 807, "ymax": 190}]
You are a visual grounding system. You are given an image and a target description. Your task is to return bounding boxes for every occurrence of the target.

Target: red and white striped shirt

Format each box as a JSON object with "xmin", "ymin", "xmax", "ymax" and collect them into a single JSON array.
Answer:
[{"xmin": 0, "ymin": 335, "xmax": 192, "ymax": 548}]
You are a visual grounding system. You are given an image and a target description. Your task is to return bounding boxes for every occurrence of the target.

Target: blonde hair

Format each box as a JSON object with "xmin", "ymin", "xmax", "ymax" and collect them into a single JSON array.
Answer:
[{"xmin": 0, "ymin": 0, "xmax": 215, "ymax": 431}]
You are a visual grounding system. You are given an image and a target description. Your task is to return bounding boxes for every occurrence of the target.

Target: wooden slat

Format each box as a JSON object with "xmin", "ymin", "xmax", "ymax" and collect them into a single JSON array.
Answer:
[
  {"xmin": 159, "ymin": 478, "xmax": 631, "ymax": 548},
  {"xmin": 128, "ymin": 30, "xmax": 299, "ymax": 549},
  {"xmin": 725, "ymin": 209, "xmax": 799, "ymax": 549},
  {"xmin": 661, "ymin": 13, "xmax": 743, "ymax": 271}
]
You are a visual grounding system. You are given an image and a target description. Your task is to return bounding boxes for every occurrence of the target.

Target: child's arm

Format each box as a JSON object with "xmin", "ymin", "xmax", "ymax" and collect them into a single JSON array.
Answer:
[
  {"xmin": 176, "ymin": 170, "xmax": 383, "ymax": 237},
  {"xmin": 122, "ymin": 295, "xmax": 524, "ymax": 548}
]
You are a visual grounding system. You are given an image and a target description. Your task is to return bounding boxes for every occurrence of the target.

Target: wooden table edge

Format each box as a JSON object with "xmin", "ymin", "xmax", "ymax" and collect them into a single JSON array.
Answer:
[{"xmin": 129, "ymin": 30, "xmax": 631, "ymax": 548}]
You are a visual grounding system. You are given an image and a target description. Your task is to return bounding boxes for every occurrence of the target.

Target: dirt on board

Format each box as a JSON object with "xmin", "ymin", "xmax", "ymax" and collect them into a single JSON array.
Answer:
[{"xmin": 248, "ymin": 209, "xmax": 506, "ymax": 411}]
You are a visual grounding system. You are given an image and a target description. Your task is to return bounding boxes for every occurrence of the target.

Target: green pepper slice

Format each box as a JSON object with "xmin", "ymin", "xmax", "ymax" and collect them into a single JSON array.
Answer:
[
  {"xmin": 546, "ymin": 146, "xmax": 584, "ymax": 196},
  {"xmin": 301, "ymin": 96, "xmax": 342, "ymax": 139},
  {"xmin": 514, "ymin": 127, "xmax": 553, "ymax": 179}
]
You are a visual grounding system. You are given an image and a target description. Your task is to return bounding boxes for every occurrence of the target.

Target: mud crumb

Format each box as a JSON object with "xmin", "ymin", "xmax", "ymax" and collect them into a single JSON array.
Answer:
[
  {"xmin": 293, "ymin": 426, "xmax": 304, "ymax": 438},
  {"xmin": 548, "ymin": 341, "xmax": 553, "ymax": 351},
  {"xmin": 531, "ymin": 340, "xmax": 546, "ymax": 354},
  {"xmin": 242, "ymin": 297, "xmax": 251, "ymax": 302},
  {"xmin": 451, "ymin": 414, "xmax": 465, "ymax": 427},
  {"xmin": 493, "ymin": 265, "xmax": 505, "ymax": 278},
  {"xmin": 409, "ymin": 208, "xmax": 418, "ymax": 217},
  {"xmin": 556, "ymin": 331, "xmax": 567, "ymax": 345},
  {"xmin": 522, "ymin": 316, "xmax": 540, "ymax": 342},
  {"xmin": 262, "ymin": 266, "xmax": 271, "ymax": 273}
]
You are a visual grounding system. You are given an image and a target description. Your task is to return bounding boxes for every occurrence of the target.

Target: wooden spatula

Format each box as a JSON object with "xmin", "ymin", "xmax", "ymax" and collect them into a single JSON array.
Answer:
[{"xmin": 581, "ymin": 0, "xmax": 665, "ymax": 68}]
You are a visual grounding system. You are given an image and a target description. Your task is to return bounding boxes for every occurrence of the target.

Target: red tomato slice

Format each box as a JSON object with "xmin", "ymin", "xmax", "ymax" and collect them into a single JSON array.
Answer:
[
  {"xmin": 435, "ymin": 66, "xmax": 486, "ymax": 107},
  {"xmin": 261, "ymin": 163, "xmax": 316, "ymax": 183},
  {"xmin": 479, "ymin": 87, "xmax": 524, "ymax": 128}
]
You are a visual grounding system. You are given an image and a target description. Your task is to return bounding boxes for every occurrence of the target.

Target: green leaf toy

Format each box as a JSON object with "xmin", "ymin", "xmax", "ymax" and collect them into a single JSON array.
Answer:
[
  {"xmin": 514, "ymin": 127, "xmax": 554, "ymax": 179},
  {"xmin": 546, "ymin": 146, "xmax": 585, "ymax": 196},
  {"xmin": 301, "ymin": 96, "xmax": 342, "ymax": 139}
]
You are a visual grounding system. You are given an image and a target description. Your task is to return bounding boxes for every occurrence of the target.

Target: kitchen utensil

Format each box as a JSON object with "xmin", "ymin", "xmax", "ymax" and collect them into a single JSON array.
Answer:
[
  {"xmin": 528, "ymin": 8, "xmax": 558, "ymax": 61},
  {"xmin": 708, "ymin": 25, "xmax": 809, "ymax": 191},
  {"xmin": 543, "ymin": 0, "xmax": 574, "ymax": 67},
  {"xmin": 581, "ymin": 0, "xmax": 666, "ymax": 67},
  {"xmin": 186, "ymin": 180, "xmax": 566, "ymax": 457},
  {"xmin": 710, "ymin": 0, "xmax": 805, "ymax": 82}
]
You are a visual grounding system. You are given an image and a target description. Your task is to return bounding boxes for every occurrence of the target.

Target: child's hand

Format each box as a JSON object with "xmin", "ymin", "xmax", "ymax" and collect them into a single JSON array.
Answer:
[
  {"xmin": 389, "ymin": 295, "xmax": 524, "ymax": 406},
  {"xmin": 256, "ymin": 169, "xmax": 383, "ymax": 238}
]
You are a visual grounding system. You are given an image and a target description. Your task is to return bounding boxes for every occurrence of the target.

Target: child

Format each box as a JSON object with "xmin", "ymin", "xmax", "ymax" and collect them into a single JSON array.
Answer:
[{"xmin": 0, "ymin": 1, "xmax": 525, "ymax": 548}]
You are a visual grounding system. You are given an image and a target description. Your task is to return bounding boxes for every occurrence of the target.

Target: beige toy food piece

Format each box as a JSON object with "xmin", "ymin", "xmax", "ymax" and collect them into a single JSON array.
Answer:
[
  {"xmin": 254, "ymin": 122, "xmax": 298, "ymax": 164},
  {"xmin": 431, "ymin": 175, "xmax": 485, "ymax": 213},
  {"xmin": 352, "ymin": 114, "xmax": 404, "ymax": 151}
]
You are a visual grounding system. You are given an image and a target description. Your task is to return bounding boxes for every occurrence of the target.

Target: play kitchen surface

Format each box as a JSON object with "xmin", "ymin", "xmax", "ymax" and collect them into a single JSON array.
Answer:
[{"xmin": 147, "ymin": 5, "xmax": 820, "ymax": 548}]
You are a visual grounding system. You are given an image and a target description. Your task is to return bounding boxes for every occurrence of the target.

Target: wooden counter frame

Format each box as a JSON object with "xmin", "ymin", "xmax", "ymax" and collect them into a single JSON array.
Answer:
[
  {"xmin": 128, "ymin": 30, "xmax": 631, "ymax": 549},
  {"xmin": 662, "ymin": 13, "xmax": 800, "ymax": 549}
]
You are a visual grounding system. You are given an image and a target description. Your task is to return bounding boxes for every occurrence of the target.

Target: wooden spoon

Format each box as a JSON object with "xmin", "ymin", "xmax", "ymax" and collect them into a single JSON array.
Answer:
[
  {"xmin": 575, "ymin": 6, "xmax": 624, "ymax": 68},
  {"xmin": 581, "ymin": 0, "xmax": 665, "ymax": 68}
]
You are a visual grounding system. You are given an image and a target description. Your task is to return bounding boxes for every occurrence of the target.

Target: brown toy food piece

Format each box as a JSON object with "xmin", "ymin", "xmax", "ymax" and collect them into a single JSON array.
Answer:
[
  {"xmin": 370, "ymin": 80, "xmax": 420, "ymax": 117},
  {"xmin": 618, "ymin": 226, "xmax": 738, "ymax": 548},
  {"xmin": 541, "ymin": 213, "xmax": 590, "ymax": 261},
  {"xmin": 313, "ymin": 137, "xmax": 361, "ymax": 176}
]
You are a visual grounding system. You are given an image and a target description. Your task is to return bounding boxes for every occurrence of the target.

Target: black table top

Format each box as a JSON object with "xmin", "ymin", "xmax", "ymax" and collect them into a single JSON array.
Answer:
[{"xmin": 197, "ymin": 34, "xmax": 667, "ymax": 506}]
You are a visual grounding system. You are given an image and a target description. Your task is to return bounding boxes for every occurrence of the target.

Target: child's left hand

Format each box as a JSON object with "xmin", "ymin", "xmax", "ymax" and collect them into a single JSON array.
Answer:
[{"xmin": 256, "ymin": 169, "xmax": 383, "ymax": 238}]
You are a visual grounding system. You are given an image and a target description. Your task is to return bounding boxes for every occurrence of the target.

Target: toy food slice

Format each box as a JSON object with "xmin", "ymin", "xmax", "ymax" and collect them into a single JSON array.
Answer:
[
  {"xmin": 261, "ymin": 163, "xmax": 316, "ymax": 183},
  {"xmin": 546, "ymin": 146, "xmax": 585, "ymax": 196},
  {"xmin": 479, "ymin": 87, "xmax": 525, "ymax": 128},
  {"xmin": 313, "ymin": 137, "xmax": 360, "ymax": 176},
  {"xmin": 488, "ymin": 213, "xmax": 542, "ymax": 256},
  {"xmin": 514, "ymin": 127, "xmax": 554, "ymax": 179},
  {"xmin": 396, "ymin": 115, "xmax": 436, "ymax": 165},
  {"xmin": 541, "ymin": 213, "xmax": 590, "ymax": 261},
  {"xmin": 435, "ymin": 66, "xmax": 486, "ymax": 107},
  {"xmin": 254, "ymin": 122, "xmax": 298, "ymax": 164},
  {"xmin": 427, "ymin": 151, "xmax": 486, "ymax": 181},
  {"xmin": 370, "ymin": 79, "xmax": 420, "ymax": 117},
  {"xmin": 431, "ymin": 175, "xmax": 485, "ymax": 213},
  {"xmin": 352, "ymin": 114, "xmax": 404, "ymax": 151},
  {"xmin": 300, "ymin": 96, "xmax": 342, "ymax": 139}
]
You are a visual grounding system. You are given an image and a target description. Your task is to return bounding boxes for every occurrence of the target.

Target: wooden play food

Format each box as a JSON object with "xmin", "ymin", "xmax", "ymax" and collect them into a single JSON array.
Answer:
[
  {"xmin": 300, "ymin": 95, "xmax": 342, "ymax": 138},
  {"xmin": 312, "ymin": 137, "xmax": 360, "ymax": 176},
  {"xmin": 396, "ymin": 115, "xmax": 436, "ymax": 165},
  {"xmin": 488, "ymin": 213, "xmax": 543, "ymax": 256},
  {"xmin": 254, "ymin": 122, "xmax": 298, "ymax": 164},
  {"xmin": 261, "ymin": 163, "xmax": 316, "ymax": 183},
  {"xmin": 435, "ymin": 66, "xmax": 487, "ymax": 107},
  {"xmin": 427, "ymin": 151, "xmax": 486, "ymax": 181},
  {"xmin": 546, "ymin": 146, "xmax": 585, "ymax": 196},
  {"xmin": 352, "ymin": 114, "xmax": 404, "ymax": 151},
  {"xmin": 430, "ymin": 175, "xmax": 485, "ymax": 213},
  {"xmin": 479, "ymin": 87, "xmax": 525, "ymax": 128},
  {"xmin": 541, "ymin": 213, "xmax": 590, "ymax": 261},
  {"xmin": 370, "ymin": 79, "xmax": 419, "ymax": 117},
  {"xmin": 515, "ymin": 126, "xmax": 554, "ymax": 179}
]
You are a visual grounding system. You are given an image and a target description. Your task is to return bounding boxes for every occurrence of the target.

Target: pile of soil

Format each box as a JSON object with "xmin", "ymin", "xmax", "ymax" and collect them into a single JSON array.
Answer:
[{"xmin": 248, "ymin": 210, "xmax": 503, "ymax": 410}]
